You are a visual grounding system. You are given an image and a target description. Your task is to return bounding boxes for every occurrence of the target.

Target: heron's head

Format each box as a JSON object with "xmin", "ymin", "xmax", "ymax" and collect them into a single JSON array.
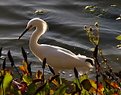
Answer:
[
  {"xmin": 18, "ymin": 18, "xmax": 46, "ymax": 40},
  {"xmin": 27, "ymin": 18, "xmax": 44, "ymax": 29}
]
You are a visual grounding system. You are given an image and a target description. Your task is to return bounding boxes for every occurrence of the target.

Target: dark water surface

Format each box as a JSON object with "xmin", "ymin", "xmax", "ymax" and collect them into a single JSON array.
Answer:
[{"xmin": 0, "ymin": 0, "xmax": 121, "ymax": 76}]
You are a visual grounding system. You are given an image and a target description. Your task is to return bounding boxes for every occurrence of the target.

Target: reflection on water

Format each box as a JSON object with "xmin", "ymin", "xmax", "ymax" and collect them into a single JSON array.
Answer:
[{"xmin": 0, "ymin": 0, "xmax": 121, "ymax": 75}]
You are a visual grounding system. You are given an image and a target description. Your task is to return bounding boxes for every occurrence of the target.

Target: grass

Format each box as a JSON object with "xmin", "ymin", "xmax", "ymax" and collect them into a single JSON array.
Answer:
[{"xmin": 0, "ymin": 22, "xmax": 121, "ymax": 95}]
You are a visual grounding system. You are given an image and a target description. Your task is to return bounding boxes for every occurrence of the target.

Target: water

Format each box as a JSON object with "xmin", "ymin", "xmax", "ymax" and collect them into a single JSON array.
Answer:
[{"xmin": 0, "ymin": 0, "xmax": 121, "ymax": 75}]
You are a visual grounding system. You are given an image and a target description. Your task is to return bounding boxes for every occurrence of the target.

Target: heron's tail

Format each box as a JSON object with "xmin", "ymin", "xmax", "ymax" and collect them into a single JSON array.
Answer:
[{"xmin": 77, "ymin": 54, "xmax": 94, "ymax": 68}]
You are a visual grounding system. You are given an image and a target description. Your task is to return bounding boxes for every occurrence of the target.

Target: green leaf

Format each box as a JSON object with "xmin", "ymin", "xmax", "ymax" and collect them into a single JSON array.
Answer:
[
  {"xmin": 116, "ymin": 35, "xmax": 121, "ymax": 40},
  {"xmin": 10, "ymin": 86, "xmax": 20, "ymax": 95},
  {"xmin": 73, "ymin": 83, "xmax": 81, "ymax": 94},
  {"xmin": 44, "ymin": 82, "xmax": 50, "ymax": 95},
  {"xmin": 73, "ymin": 74, "xmax": 88, "ymax": 91},
  {"xmin": 26, "ymin": 83, "xmax": 37, "ymax": 95},
  {"xmin": 79, "ymin": 74, "xmax": 88, "ymax": 82},
  {"xmin": 53, "ymin": 84, "xmax": 67, "ymax": 95},
  {"xmin": 23, "ymin": 74, "xmax": 32, "ymax": 85},
  {"xmin": 3, "ymin": 72, "xmax": 13, "ymax": 91},
  {"xmin": 81, "ymin": 88, "xmax": 90, "ymax": 95}
]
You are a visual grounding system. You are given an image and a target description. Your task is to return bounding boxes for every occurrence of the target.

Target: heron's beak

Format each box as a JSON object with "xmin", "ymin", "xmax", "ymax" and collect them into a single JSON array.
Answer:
[{"xmin": 18, "ymin": 25, "xmax": 32, "ymax": 40}]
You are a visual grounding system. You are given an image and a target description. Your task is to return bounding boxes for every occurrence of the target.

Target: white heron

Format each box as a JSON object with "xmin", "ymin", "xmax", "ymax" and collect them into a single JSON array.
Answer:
[{"xmin": 18, "ymin": 18, "xmax": 94, "ymax": 74}]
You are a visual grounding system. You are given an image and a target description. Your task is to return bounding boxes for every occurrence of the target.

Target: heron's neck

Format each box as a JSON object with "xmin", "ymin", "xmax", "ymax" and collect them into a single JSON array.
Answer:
[
  {"xmin": 29, "ymin": 21, "xmax": 47, "ymax": 58},
  {"xmin": 29, "ymin": 27, "xmax": 43, "ymax": 51}
]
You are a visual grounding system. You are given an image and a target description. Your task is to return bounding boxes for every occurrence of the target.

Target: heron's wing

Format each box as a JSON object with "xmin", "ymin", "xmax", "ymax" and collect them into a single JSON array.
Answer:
[
  {"xmin": 52, "ymin": 45, "xmax": 77, "ymax": 56},
  {"xmin": 39, "ymin": 44, "xmax": 90, "ymax": 70}
]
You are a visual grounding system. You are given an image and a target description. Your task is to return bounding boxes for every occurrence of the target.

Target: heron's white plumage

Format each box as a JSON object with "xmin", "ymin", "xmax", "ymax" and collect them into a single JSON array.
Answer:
[{"xmin": 19, "ymin": 18, "xmax": 94, "ymax": 74}]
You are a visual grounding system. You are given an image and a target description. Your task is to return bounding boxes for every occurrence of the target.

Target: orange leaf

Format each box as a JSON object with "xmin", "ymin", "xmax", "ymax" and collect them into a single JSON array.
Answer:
[
  {"xmin": 105, "ymin": 79, "xmax": 120, "ymax": 89},
  {"xmin": 113, "ymin": 93, "xmax": 119, "ymax": 95},
  {"xmin": 89, "ymin": 80, "xmax": 104, "ymax": 95},
  {"xmin": 19, "ymin": 65, "xmax": 27, "ymax": 73},
  {"xmin": 110, "ymin": 82, "xmax": 120, "ymax": 89},
  {"xmin": 98, "ymin": 82, "xmax": 104, "ymax": 91},
  {"xmin": 19, "ymin": 60, "xmax": 28, "ymax": 74},
  {"xmin": 52, "ymin": 79, "xmax": 59, "ymax": 87}
]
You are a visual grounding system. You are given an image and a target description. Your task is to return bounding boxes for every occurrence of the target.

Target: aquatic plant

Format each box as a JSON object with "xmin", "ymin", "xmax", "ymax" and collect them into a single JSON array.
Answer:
[{"xmin": 0, "ymin": 23, "xmax": 121, "ymax": 95}]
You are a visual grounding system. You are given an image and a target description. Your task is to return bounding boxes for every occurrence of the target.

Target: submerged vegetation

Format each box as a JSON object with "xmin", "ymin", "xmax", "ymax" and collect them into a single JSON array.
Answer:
[{"xmin": 0, "ymin": 23, "xmax": 121, "ymax": 95}]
